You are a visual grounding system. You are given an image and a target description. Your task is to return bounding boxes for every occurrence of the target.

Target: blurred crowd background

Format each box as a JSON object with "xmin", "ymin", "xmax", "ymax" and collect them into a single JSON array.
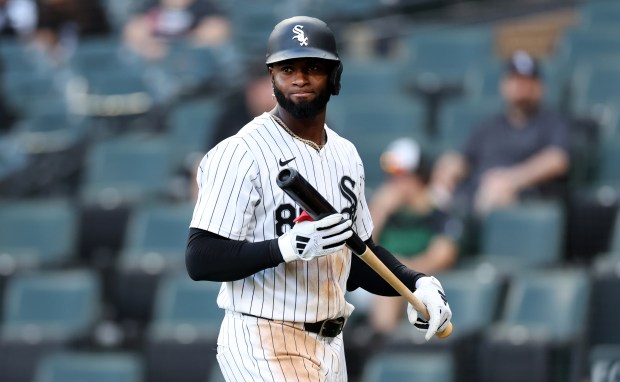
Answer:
[{"xmin": 0, "ymin": 0, "xmax": 619, "ymax": 381}]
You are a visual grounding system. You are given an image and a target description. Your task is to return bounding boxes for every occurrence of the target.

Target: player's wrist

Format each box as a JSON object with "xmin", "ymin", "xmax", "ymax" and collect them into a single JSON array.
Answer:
[{"xmin": 278, "ymin": 232, "xmax": 299, "ymax": 263}]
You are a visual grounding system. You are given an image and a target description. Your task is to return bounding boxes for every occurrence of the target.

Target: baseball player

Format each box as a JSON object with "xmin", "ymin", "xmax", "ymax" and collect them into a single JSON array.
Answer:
[{"xmin": 186, "ymin": 16, "xmax": 452, "ymax": 382}]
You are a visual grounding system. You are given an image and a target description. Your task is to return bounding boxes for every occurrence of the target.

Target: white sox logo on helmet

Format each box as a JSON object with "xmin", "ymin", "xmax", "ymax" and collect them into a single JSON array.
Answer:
[{"xmin": 292, "ymin": 25, "xmax": 308, "ymax": 46}]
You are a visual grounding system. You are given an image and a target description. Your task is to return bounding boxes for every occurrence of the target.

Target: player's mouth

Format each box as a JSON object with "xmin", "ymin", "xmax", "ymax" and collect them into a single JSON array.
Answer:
[{"xmin": 290, "ymin": 91, "xmax": 314, "ymax": 99}]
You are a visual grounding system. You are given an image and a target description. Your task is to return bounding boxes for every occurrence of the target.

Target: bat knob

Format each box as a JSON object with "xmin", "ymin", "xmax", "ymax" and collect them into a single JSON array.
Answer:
[
  {"xmin": 277, "ymin": 168, "xmax": 296, "ymax": 187},
  {"xmin": 435, "ymin": 323, "xmax": 453, "ymax": 339}
]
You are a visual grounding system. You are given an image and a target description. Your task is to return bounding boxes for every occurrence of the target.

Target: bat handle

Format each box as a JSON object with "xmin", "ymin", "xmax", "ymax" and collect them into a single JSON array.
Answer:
[{"xmin": 359, "ymin": 247, "xmax": 453, "ymax": 339}]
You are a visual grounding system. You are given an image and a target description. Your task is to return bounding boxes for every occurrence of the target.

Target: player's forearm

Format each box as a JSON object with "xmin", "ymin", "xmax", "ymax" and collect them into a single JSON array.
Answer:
[
  {"xmin": 186, "ymin": 228, "xmax": 283, "ymax": 282},
  {"xmin": 347, "ymin": 239, "xmax": 426, "ymax": 296}
]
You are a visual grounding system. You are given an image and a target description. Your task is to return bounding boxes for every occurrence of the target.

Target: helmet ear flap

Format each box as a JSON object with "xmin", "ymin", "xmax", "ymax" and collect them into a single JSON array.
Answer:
[{"xmin": 330, "ymin": 61, "xmax": 343, "ymax": 95}]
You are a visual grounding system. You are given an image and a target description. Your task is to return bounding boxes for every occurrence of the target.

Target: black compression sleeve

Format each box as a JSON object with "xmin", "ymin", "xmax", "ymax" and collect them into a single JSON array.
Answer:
[
  {"xmin": 186, "ymin": 228, "xmax": 284, "ymax": 282},
  {"xmin": 346, "ymin": 238, "xmax": 426, "ymax": 296}
]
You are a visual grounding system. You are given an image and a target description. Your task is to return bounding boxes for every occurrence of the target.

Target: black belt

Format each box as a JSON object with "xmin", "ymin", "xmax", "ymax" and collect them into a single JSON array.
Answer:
[
  {"xmin": 241, "ymin": 313, "xmax": 345, "ymax": 338},
  {"xmin": 304, "ymin": 317, "xmax": 346, "ymax": 338}
]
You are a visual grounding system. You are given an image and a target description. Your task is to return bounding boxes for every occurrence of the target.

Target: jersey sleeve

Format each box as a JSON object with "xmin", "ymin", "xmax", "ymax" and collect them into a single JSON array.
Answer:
[{"xmin": 190, "ymin": 139, "xmax": 260, "ymax": 241}]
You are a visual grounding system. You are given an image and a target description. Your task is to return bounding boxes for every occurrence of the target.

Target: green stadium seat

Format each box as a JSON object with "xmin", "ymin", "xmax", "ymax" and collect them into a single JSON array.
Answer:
[
  {"xmin": 0, "ymin": 270, "xmax": 102, "ymax": 382},
  {"xmin": 34, "ymin": 352, "xmax": 143, "ymax": 382},
  {"xmin": 119, "ymin": 202, "xmax": 194, "ymax": 273},
  {"xmin": 478, "ymin": 268, "xmax": 590, "ymax": 382},
  {"xmin": 469, "ymin": 202, "xmax": 566, "ymax": 271},
  {"xmin": 570, "ymin": 59, "xmax": 620, "ymax": 119},
  {"xmin": 114, "ymin": 202, "xmax": 195, "ymax": 323},
  {"xmin": 338, "ymin": 56, "xmax": 409, "ymax": 99},
  {"xmin": 404, "ymin": 27, "xmax": 493, "ymax": 89},
  {"xmin": 0, "ymin": 199, "xmax": 78, "ymax": 272},
  {"xmin": 579, "ymin": 2, "xmax": 620, "ymax": 28},
  {"xmin": 80, "ymin": 136, "xmax": 172, "ymax": 205},
  {"xmin": 595, "ymin": 140, "xmax": 620, "ymax": 184},
  {"xmin": 334, "ymin": 96, "xmax": 426, "ymax": 190},
  {"xmin": 589, "ymin": 345, "xmax": 620, "ymax": 382},
  {"xmin": 144, "ymin": 273, "xmax": 222, "ymax": 382},
  {"xmin": 361, "ymin": 352, "xmax": 454, "ymax": 382},
  {"xmin": 166, "ymin": 97, "xmax": 221, "ymax": 168}
]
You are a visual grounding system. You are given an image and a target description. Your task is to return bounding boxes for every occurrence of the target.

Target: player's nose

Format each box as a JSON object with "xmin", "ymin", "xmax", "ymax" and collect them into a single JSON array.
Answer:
[{"xmin": 291, "ymin": 70, "xmax": 310, "ymax": 86}]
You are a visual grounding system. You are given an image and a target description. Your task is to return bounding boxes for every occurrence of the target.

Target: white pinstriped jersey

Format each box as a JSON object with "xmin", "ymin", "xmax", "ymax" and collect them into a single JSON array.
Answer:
[{"xmin": 190, "ymin": 112, "xmax": 374, "ymax": 323}]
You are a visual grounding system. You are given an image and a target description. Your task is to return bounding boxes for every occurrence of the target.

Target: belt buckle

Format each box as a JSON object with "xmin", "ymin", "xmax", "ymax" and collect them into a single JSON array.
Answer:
[{"xmin": 318, "ymin": 317, "xmax": 345, "ymax": 337}]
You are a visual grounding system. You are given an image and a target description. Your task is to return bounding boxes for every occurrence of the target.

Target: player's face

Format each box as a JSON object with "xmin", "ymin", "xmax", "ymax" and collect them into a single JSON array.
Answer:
[{"xmin": 270, "ymin": 58, "xmax": 332, "ymax": 119}]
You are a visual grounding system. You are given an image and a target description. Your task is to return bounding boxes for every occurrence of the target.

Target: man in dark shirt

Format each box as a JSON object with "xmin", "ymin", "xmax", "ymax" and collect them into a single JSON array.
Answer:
[{"xmin": 432, "ymin": 50, "xmax": 570, "ymax": 215}]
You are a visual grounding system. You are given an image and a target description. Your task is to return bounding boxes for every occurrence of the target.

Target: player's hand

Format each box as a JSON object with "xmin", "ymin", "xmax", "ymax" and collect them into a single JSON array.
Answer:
[
  {"xmin": 407, "ymin": 276, "xmax": 452, "ymax": 341},
  {"xmin": 278, "ymin": 213, "xmax": 352, "ymax": 262}
]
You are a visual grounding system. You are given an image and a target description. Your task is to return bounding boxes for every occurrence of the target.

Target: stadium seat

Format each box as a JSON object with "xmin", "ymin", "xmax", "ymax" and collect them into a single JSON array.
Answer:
[
  {"xmin": 589, "ymin": 251, "xmax": 620, "ymax": 347},
  {"xmin": 0, "ymin": 269, "xmax": 102, "ymax": 382},
  {"xmin": 228, "ymin": 4, "xmax": 284, "ymax": 60},
  {"xmin": 15, "ymin": 103, "xmax": 89, "ymax": 155},
  {"xmin": 34, "ymin": 351, "xmax": 143, "ymax": 382},
  {"xmin": 1, "ymin": 71, "xmax": 61, "ymax": 114},
  {"xmin": 338, "ymin": 56, "xmax": 409, "ymax": 99},
  {"xmin": 69, "ymin": 36, "xmax": 133, "ymax": 74},
  {"xmin": 0, "ymin": 199, "xmax": 78, "ymax": 272},
  {"xmin": 579, "ymin": 2, "xmax": 620, "ymax": 28},
  {"xmin": 468, "ymin": 202, "xmax": 566, "ymax": 271},
  {"xmin": 144, "ymin": 272, "xmax": 222, "ymax": 382},
  {"xmin": 361, "ymin": 352, "xmax": 455, "ymax": 382},
  {"xmin": 595, "ymin": 140, "xmax": 620, "ymax": 184},
  {"xmin": 76, "ymin": 136, "xmax": 172, "ymax": 277},
  {"xmin": 209, "ymin": 365, "xmax": 226, "ymax": 382},
  {"xmin": 555, "ymin": 28, "xmax": 620, "ymax": 69},
  {"xmin": 0, "ymin": 40, "xmax": 54, "ymax": 75},
  {"xmin": 570, "ymin": 59, "xmax": 620, "ymax": 120},
  {"xmin": 610, "ymin": 209, "xmax": 620, "ymax": 253},
  {"xmin": 478, "ymin": 268, "xmax": 590, "ymax": 382},
  {"xmin": 335, "ymin": 96, "xmax": 426, "ymax": 189},
  {"xmin": 113, "ymin": 202, "xmax": 195, "ymax": 323},
  {"xmin": 565, "ymin": 184, "xmax": 620, "ymax": 263},
  {"xmin": 165, "ymin": 97, "xmax": 221, "ymax": 168},
  {"xmin": 404, "ymin": 26, "xmax": 493, "ymax": 90},
  {"xmin": 1, "ymin": 269, "xmax": 101, "ymax": 341},
  {"xmin": 589, "ymin": 345, "xmax": 620, "ymax": 382},
  {"xmin": 80, "ymin": 136, "xmax": 172, "ymax": 205}
]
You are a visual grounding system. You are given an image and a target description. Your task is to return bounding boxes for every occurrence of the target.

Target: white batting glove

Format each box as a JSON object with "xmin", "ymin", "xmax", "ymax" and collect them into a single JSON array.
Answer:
[
  {"xmin": 407, "ymin": 276, "xmax": 452, "ymax": 341},
  {"xmin": 278, "ymin": 213, "xmax": 352, "ymax": 262}
]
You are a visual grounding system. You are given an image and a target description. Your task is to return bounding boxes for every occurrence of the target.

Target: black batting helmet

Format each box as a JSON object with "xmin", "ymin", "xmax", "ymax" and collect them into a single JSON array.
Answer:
[{"xmin": 266, "ymin": 16, "xmax": 343, "ymax": 95}]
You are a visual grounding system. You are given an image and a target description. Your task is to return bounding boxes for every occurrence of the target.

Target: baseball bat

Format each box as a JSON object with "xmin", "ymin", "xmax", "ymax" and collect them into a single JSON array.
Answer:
[{"xmin": 276, "ymin": 168, "xmax": 453, "ymax": 339}]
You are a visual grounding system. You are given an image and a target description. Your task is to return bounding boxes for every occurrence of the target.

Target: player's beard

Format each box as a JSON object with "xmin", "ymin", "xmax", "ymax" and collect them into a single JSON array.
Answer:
[{"xmin": 273, "ymin": 85, "xmax": 331, "ymax": 119}]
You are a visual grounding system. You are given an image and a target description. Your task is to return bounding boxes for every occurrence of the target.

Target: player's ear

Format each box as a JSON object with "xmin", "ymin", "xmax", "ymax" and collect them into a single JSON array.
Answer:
[{"xmin": 330, "ymin": 61, "xmax": 343, "ymax": 96}]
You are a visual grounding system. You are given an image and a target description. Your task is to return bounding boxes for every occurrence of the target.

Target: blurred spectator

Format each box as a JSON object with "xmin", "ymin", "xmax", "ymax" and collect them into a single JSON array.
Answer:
[
  {"xmin": 431, "ymin": 50, "xmax": 571, "ymax": 216},
  {"xmin": 0, "ymin": 0, "xmax": 37, "ymax": 37},
  {"xmin": 122, "ymin": 0, "xmax": 230, "ymax": 61},
  {"xmin": 32, "ymin": 0, "xmax": 109, "ymax": 61},
  {"xmin": 368, "ymin": 137, "xmax": 462, "ymax": 334},
  {"xmin": 210, "ymin": 61, "xmax": 275, "ymax": 147}
]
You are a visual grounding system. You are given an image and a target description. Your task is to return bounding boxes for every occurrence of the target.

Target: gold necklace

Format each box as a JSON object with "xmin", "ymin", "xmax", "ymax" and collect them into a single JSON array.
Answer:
[{"xmin": 271, "ymin": 114, "xmax": 324, "ymax": 152}]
